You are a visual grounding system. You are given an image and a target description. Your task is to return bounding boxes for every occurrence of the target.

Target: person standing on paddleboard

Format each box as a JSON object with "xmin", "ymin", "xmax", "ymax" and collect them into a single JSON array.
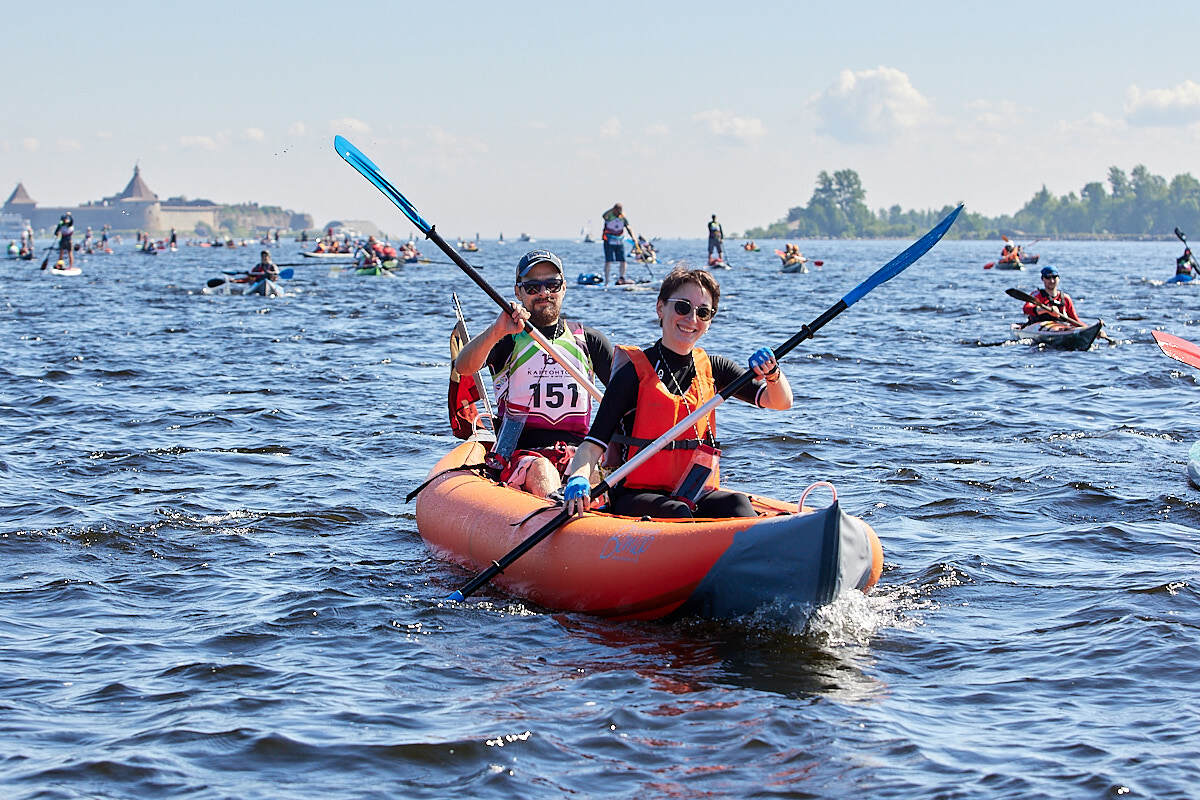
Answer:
[
  {"xmin": 454, "ymin": 249, "xmax": 615, "ymax": 498},
  {"xmin": 561, "ymin": 266, "xmax": 793, "ymax": 520},
  {"xmin": 1023, "ymin": 266, "xmax": 1081, "ymax": 324},
  {"xmin": 707, "ymin": 214, "xmax": 725, "ymax": 263},
  {"xmin": 54, "ymin": 213, "xmax": 75, "ymax": 269},
  {"xmin": 601, "ymin": 203, "xmax": 633, "ymax": 286}
]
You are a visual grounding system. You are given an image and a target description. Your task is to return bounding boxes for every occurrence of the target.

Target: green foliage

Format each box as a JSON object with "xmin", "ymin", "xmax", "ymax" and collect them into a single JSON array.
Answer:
[{"xmin": 744, "ymin": 165, "xmax": 1200, "ymax": 239}]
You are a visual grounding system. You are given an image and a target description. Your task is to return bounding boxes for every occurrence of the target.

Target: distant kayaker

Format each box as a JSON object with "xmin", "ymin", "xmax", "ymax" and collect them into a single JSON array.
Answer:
[
  {"xmin": 601, "ymin": 203, "xmax": 633, "ymax": 286},
  {"xmin": 562, "ymin": 266, "xmax": 793, "ymax": 520},
  {"xmin": 780, "ymin": 243, "xmax": 807, "ymax": 267},
  {"xmin": 1177, "ymin": 247, "xmax": 1197, "ymax": 278},
  {"xmin": 169, "ymin": 228, "xmax": 177, "ymax": 248},
  {"xmin": 707, "ymin": 214, "xmax": 724, "ymax": 262},
  {"xmin": 1023, "ymin": 266, "xmax": 1081, "ymax": 324},
  {"xmin": 248, "ymin": 250, "xmax": 279, "ymax": 282},
  {"xmin": 453, "ymin": 249, "xmax": 615, "ymax": 498},
  {"xmin": 53, "ymin": 213, "xmax": 75, "ymax": 269}
]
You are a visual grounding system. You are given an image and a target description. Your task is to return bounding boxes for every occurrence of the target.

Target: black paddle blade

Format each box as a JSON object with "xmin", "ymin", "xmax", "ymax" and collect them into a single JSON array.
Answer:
[
  {"xmin": 206, "ymin": 278, "xmax": 227, "ymax": 288},
  {"xmin": 1176, "ymin": 227, "xmax": 1188, "ymax": 243},
  {"xmin": 1005, "ymin": 287, "xmax": 1034, "ymax": 303}
]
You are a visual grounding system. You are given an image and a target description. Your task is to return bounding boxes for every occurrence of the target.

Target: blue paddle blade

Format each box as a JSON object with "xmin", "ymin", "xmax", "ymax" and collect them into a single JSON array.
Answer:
[
  {"xmin": 841, "ymin": 203, "xmax": 963, "ymax": 307},
  {"xmin": 333, "ymin": 135, "xmax": 431, "ymax": 233},
  {"xmin": 279, "ymin": 268, "xmax": 294, "ymax": 280}
]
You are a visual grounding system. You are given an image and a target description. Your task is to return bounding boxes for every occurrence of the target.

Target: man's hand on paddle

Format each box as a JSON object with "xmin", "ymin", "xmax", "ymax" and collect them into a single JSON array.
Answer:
[{"xmin": 492, "ymin": 302, "xmax": 529, "ymax": 336}]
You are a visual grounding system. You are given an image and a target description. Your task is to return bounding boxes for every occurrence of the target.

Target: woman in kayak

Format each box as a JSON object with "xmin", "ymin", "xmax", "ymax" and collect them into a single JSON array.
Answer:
[
  {"xmin": 1023, "ymin": 265, "xmax": 1080, "ymax": 324},
  {"xmin": 561, "ymin": 266, "xmax": 793, "ymax": 520},
  {"xmin": 1177, "ymin": 247, "xmax": 1197, "ymax": 279},
  {"xmin": 248, "ymin": 250, "xmax": 280, "ymax": 282}
]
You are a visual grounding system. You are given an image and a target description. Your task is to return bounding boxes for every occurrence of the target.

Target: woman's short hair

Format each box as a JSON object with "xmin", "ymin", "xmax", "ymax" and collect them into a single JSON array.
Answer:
[{"xmin": 657, "ymin": 265, "xmax": 721, "ymax": 313}]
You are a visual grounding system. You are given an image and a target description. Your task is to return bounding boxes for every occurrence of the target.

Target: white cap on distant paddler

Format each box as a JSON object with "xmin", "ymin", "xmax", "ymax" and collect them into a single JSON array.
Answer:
[{"xmin": 516, "ymin": 249, "xmax": 564, "ymax": 279}]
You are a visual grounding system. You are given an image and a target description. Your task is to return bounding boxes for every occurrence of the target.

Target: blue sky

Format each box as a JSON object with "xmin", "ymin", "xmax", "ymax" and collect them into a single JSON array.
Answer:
[{"xmin": 3, "ymin": 0, "xmax": 1198, "ymax": 236}]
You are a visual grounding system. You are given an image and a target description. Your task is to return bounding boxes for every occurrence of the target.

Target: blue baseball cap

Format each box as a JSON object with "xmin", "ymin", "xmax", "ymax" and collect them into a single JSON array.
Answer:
[
  {"xmin": 516, "ymin": 249, "xmax": 563, "ymax": 279},
  {"xmin": 1040, "ymin": 266, "xmax": 1059, "ymax": 278}
]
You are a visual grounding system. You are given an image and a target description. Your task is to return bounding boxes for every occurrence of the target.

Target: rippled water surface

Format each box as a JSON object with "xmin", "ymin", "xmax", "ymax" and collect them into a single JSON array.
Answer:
[{"xmin": 2, "ymin": 235, "xmax": 1198, "ymax": 798}]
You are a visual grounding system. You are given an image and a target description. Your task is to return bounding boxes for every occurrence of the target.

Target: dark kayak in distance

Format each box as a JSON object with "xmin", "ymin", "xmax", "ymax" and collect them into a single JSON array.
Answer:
[
  {"xmin": 984, "ymin": 254, "xmax": 1040, "ymax": 269},
  {"xmin": 1011, "ymin": 319, "xmax": 1104, "ymax": 350}
]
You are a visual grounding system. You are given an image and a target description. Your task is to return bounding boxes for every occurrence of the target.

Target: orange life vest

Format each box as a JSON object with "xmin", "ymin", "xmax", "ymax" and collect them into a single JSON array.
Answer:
[{"xmin": 613, "ymin": 345, "xmax": 720, "ymax": 492}]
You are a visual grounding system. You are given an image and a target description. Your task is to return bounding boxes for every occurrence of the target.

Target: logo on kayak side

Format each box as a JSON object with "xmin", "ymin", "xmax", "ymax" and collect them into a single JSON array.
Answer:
[{"xmin": 599, "ymin": 528, "xmax": 655, "ymax": 563}]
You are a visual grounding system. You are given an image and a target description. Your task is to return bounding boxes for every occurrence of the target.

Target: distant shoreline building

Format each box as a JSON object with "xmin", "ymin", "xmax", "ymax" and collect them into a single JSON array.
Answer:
[{"xmin": 3, "ymin": 166, "xmax": 311, "ymax": 236}]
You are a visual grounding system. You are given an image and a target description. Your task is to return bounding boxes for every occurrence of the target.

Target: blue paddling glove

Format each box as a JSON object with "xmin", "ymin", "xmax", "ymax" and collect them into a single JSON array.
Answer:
[
  {"xmin": 748, "ymin": 347, "xmax": 775, "ymax": 372},
  {"xmin": 563, "ymin": 475, "xmax": 590, "ymax": 503}
]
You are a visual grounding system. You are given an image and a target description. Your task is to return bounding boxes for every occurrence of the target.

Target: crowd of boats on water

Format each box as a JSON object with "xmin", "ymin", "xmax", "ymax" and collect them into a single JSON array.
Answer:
[{"xmin": 11, "ymin": 220, "xmax": 1200, "ymax": 351}]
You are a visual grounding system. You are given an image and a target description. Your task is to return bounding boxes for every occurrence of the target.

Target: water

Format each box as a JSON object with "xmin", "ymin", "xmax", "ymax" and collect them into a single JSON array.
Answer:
[{"xmin": 2, "ymin": 235, "xmax": 1198, "ymax": 799}]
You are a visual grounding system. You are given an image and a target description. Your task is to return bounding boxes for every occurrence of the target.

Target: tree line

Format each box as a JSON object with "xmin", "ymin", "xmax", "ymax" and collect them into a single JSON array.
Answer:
[{"xmin": 743, "ymin": 165, "xmax": 1200, "ymax": 240}]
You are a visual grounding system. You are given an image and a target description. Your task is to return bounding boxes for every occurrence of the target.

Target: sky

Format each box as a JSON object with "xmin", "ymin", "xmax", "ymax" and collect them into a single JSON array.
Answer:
[{"xmin": 3, "ymin": 0, "xmax": 1199, "ymax": 237}]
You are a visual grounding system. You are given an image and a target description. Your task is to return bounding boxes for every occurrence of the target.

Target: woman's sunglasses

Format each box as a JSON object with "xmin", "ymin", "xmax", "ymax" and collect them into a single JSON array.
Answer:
[
  {"xmin": 667, "ymin": 298, "xmax": 715, "ymax": 321},
  {"xmin": 519, "ymin": 277, "xmax": 565, "ymax": 294}
]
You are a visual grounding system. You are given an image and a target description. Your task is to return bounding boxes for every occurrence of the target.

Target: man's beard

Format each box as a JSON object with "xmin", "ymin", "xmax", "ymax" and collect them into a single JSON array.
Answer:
[{"xmin": 528, "ymin": 302, "xmax": 559, "ymax": 328}]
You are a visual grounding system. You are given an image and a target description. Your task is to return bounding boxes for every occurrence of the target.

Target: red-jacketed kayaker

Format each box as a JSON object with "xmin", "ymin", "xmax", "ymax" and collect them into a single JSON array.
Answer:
[
  {"xmin": 562, "ymin": 266, "xmax": 793, "ymax": 520},
  {"xmin": 453, "ymin": 250, "xmax": 614, "ymax": 498},
  {"xmin": 1023, "ymin": 265, "xmax": 1080, "ymax": 324}
]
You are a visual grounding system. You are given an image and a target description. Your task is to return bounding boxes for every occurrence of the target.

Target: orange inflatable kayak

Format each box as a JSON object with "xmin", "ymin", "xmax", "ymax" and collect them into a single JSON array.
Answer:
[{"xmin": 415, "ymin": 439, "xmax": 883, "ymax": 622}]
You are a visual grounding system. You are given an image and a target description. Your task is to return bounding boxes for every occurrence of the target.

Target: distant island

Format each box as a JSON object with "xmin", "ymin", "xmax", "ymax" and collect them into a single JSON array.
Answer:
[
  {"xmin": 2, "ymin": 166, "xmax": 314, "ymax": 238},
  {"xmin": 743, "ymin": 165, "xmax": 1200, "ymax": 240}
]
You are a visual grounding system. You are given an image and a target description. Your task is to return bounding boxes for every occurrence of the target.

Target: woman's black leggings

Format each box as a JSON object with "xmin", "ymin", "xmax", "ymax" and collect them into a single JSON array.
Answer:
[{"xmin": 608, "ymin": 488, "xmax": 756, "ymax": 519}]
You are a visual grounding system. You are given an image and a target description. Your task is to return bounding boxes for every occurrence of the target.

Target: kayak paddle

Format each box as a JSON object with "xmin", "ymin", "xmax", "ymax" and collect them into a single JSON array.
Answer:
[
  {"xmin": 1152, "ymin": 330, "xmax": 1200, "ymax": 371},
  {"xmin": 219, "ymin": 268, "xmax": 294, "ymax": 279},
  {"xmin": 333, "ymin": 135, "xmax": 602, "ymax": 401},
  {"xmin": 445, "ymin": 203, "xmax": 964, "ymax": 602}
]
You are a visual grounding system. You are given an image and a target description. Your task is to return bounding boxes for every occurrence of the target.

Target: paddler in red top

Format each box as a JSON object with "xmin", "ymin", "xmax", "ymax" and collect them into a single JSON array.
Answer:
[
  {"xmin": 453, "ymin": 250, "xmax": 614, "ymax": 498},
  {"xmin": 561, "ymin": 266, "xmax": 793, "ymax": 520},
  {"xmin": 1023, "ymin": 265, "xmax": 1080, "ymax": 324}
]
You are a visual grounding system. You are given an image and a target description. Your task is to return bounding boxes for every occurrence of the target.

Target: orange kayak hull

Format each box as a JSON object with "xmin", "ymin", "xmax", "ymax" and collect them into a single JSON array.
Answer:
[{"xmin": 416, "ymin": 441, "xmax": 883, "ymax": 622}]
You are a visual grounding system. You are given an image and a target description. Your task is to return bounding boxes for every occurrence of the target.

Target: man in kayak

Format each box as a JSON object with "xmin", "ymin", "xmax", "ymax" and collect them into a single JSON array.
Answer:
[
  {"xmin": 1022, "ymin": 266, "xmax": 1081, "ymax": 324},
  {"xmin": 601, "ymin": 203, "xmax": 633, "ymax": 286},
  {"xmin": 707, "ymin": 214, "xmax": 725, "ymax": 263},
  {"xmin": 1177, "ymin": 247, "xmax": 1198, "ymax": 279},
  {"xmin": 454, "ymin": 249, "xmax": 614, "ymax": 498},
  {"xmin": 561, "ymin": 266, "xmax": 793, "ymax": 520},
  {"xmin": 54, "ymin": 213, "xmax": 75, "ymax": 269},
  {"xmin": 999, "ymin": 242, "xmax": 1022, "ymax": 265}
]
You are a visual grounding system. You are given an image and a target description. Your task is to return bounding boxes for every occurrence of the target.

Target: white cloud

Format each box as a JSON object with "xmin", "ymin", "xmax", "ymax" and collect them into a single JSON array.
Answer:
[
  {"xmin": 811, "ymin": 66, "xmax": 931, "ymax": 143},
  {"xmin": 288, "ymin": 121, "xmax": 306, "ymax": 136},
  {"xmin": 180, "ymin": 135, "xmax": 219, "ymax": 151},
  {"xmin": 330, "ymin": 117, "xmax": 370, "ymax": 135},
  {"xmin": 692, "ymin": 109, "xmax": 765, "ymax": 142},
  {"xmin": 56, "ymin": 138, "xmax": 82, "ymax": 152},
  {"xmin": 599, "ymin": 117, "xmax": 622, "ymax": 138},
  {"xmin": 645, "ymin": 122, "xmax": 670, "ymax": 137},
  {"xmin": 1125, "ymin": 80, "xmax": 1200, "ymax": 126},
  {"xmin": 22, "ymin": 138, "xmax": 39, "ymax": 152},
  {"xmin": 427, "ymin": 126, "xmax": 488, "ymax": 156},
  {"xmin": 96, "ymin": 130, "xmax": 113, "ymax": 140},
  {"xmin": 245, "ymin": 127, "xmax": 266, "ymax": 142},
  {"xmin": 527, "ymin": 120, "xmax": 548, "ymax": 130}
]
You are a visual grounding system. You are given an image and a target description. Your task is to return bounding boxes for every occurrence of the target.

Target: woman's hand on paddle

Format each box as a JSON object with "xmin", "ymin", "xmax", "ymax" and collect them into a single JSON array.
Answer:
[
  {"xmin": 563, "ymin": 475, "xmax": 592, "ymax": 516},
  {"xmin": 748, "ymin": 347, "xmax": 779, "ymax": 380}
]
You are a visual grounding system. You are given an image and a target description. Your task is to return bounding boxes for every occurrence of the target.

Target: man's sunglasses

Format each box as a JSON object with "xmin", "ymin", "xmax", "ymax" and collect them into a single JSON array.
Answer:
[
  {"xmin": 667, "ymin": 298, "xmax": 715, "ymax": 321},
  {"xmin": 519, "ymin": 277, "xmax": 564, "ymax": 294}
]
